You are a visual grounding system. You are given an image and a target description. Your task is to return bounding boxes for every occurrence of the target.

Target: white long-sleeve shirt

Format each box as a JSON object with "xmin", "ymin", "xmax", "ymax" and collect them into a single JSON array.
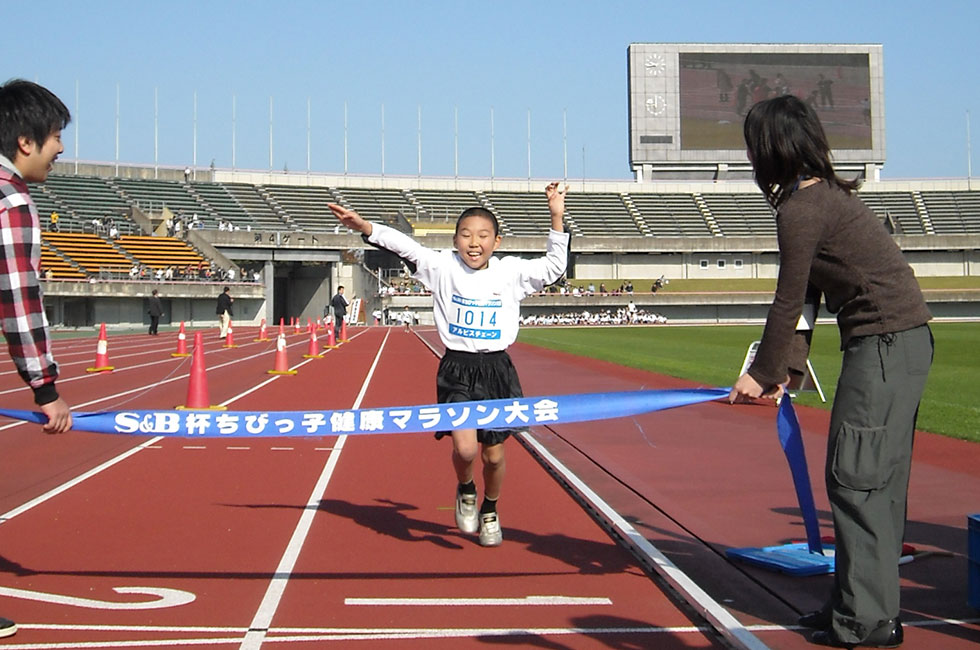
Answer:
[{"xmin": 367, "ymin": 223, "xmax": 569, "ymax": 352}]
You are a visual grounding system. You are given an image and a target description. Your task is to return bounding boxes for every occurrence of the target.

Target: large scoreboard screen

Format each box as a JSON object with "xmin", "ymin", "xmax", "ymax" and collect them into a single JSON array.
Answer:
[{"xmin": 628, "ymin": 44, "xmax": 884, "ymax": 172}]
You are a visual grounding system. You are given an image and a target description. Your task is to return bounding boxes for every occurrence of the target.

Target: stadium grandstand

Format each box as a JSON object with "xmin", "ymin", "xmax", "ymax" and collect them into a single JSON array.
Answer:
[{"xmin": 33, "ymin": 162, "xmax": 980, "ymax": 331}]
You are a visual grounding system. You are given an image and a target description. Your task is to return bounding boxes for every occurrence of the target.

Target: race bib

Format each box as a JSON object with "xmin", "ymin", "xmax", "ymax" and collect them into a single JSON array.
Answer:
[{"xmin": 449, "ymin": 295, "xmax": 501, "ymax": 340}]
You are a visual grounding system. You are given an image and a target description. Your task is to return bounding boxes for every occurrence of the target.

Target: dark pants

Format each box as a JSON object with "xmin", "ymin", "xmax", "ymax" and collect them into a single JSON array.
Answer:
[
  {"xmin": 334, "ymin": 315, "xmax": 344, "ymax": 338},
  {"xmin": 825, "ymin": 324, "xmax": 933, "ymax": 643},
  {"xmin": 149, "ymin": 315, "xmax": 160, "ymax": 335}
]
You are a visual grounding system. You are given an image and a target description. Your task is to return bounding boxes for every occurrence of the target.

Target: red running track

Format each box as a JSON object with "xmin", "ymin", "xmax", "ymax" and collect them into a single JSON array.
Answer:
[{"xmin": 0, "ymin": 326, "xmax": 736, "ymax": 649}]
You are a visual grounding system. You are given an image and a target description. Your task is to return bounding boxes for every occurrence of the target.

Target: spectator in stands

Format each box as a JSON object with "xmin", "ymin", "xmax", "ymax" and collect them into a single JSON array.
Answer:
[
  {"xmin": 730, "ymin": 94, "xmax": 932, "ymax": 649},
  {"xmin": 330, "ymin": 285, "xmax": 349, "ymax": 339},
  {"xmin": 49, "ymin": 210, "xmax": 60, "ymax": 232},
  {"xmin": 216, "ymin": 286, "xmax": 233, "ymax": 338},
  {"xmin": 328, "ymin": 181, "xmax": 568, "ymax": 549},
  {"xmin": 0, "ymin": 79, "xmax": 74, "ymax": 639},
  {"xmin": 147, "ymin": 290, "xmax": 163, "ymax": 335}
]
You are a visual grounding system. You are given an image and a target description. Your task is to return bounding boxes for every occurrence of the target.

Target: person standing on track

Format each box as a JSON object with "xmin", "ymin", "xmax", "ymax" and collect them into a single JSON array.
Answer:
[
  {"xmin": 216, "ymin": 285, "xmax": 233, "ymax": 338},
  {"xmin": 147, "ymin": 289, "xmax": 163, "ymax": 335},
  {"xmin": 330, "ymin": 285, "xmax": 348, "ymax": 339},
  {"xmin": 327, "ymin": 182, "xmax": 568, "ymax": 547},
  {"xmin": 729, "ymin": 94, "xmax": 932, "ymax": 649},
  {"xmin": 0, "ymin": 79, "xmax": 75, "ymax": 640}
]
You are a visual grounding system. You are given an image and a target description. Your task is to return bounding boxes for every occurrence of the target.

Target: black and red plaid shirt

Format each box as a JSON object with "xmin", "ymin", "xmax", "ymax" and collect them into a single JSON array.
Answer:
[{"xmin": 0, "ymin": 155, "xmax": 59, "ymax": 405}]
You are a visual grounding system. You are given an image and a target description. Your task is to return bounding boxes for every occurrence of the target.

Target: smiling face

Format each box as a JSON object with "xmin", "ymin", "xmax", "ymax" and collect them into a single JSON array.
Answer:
[
  {"xmin": 17, "ymin": 129, "xmax": 63, "ymax": 182},
  {"xmin": 453, "ymin": 214, "xmax": 501, "ymax": 270}
]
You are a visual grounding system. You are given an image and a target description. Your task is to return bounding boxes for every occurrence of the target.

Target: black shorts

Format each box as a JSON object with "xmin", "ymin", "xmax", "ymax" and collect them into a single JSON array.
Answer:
[{"xmin": 435, "ymin": 349, "xmax": 524, "ymax": 446}]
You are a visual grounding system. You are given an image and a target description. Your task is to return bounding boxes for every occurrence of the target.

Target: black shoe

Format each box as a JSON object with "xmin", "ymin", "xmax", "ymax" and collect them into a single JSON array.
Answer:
[
  {"xmin": 811, "ymin": 618, "xmax": 903, "ymax": 648},
  {"xmin": 799, "ymin": 609, "xmax": 832, "ymax": 630}
]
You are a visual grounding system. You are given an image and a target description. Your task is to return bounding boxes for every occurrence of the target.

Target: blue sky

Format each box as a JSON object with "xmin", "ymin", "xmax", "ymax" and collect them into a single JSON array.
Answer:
[{"xmin": 12, "ymin": 0, "xmax": 980, "ymax": 181}]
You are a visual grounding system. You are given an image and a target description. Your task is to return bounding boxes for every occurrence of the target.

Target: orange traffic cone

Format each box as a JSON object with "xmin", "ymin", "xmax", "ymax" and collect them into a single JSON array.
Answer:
[
  {"xmin": 171, "ymin": 322, "xmax": 191, "ymax": 357},
  {"xmin": 223, "ymin": 320, "xmax": 238, "ymax": 348},
  {"xmin": 323, "ymin": 322, "xmax": 338, "ymax": 349},
  {"xmin": 278, "ymin": 317, "xmax": 286, "ymax": 338},
  {"xmin": 86, "ymin": 323, "xmax": 115, "ymax": 372},
  {"xmin": 254, "ymin": 318, "xmax": 269, "ymax": 342},
  {"xmin": 339, "ymin": 319, "xmax": 349, "ymax": 343},
  {"xmin": 303, "ymin": 328, "xmax": 323, "ymax": 359},
  {"xmin": 293, "ymin": 317, "xmax": 301, "ymax": 335},
  {"xmin": 267, "ymin": 333, "xmax": 298, "ymax": 375},
  {"xmin": 177, "ymin": 331, "xmax": 226, "ymax": 410},
  {"xmin": 307, "ymin": 317, "xmax": 313, "ymax": 333}
]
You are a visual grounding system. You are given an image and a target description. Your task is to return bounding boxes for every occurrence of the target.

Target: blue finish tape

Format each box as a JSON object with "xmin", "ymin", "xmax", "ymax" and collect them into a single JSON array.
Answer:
[{"xmin": 0, "ymin": 388, "xmax": 729, "ymax": 438}]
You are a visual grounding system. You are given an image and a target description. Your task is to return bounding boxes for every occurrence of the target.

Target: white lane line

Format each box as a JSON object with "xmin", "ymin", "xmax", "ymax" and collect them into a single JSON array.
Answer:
[
  {"xmin": 0, "ymin": 436, "xmax": 163, "ymax": 524},
  {"xmin": 345, "ymin": 595, "xmax": 612, "ymax": 606},
  {"xmin": 519, "ymin": 430, "xmax": 770, "ymax": 650},
  {"xmin": 239, "ymin": 329, "xmax": 391, "ymax": 650}
]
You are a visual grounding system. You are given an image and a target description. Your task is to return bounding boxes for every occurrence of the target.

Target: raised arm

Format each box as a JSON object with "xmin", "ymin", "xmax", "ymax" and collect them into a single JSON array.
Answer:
[
  {"xmin": 545, "ymin": 182, "xmax": 568, "ymax": 231},
  {"xmin": 327, "ymin": 203, "xmax": 372, "ymax": 237}
]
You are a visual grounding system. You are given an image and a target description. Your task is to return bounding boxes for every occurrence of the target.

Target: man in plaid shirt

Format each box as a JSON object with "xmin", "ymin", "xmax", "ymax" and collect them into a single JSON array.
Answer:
[{"xmin": 0, "ymin": 79, "xmax": 74, "ymax": 638}]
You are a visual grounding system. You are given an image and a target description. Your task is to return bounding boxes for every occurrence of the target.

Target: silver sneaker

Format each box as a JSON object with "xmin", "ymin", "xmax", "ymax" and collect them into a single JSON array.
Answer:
[
  {"xmin": 0, "ymin": 617, "xmax": 16, "ymax": 638},
  {"xmin": 455, "ymin": 489, "xmax": 479, "ymax": 534},
  {"xmin": 479, "ymin": 511, "xmax": 502, "ymax": 547}
]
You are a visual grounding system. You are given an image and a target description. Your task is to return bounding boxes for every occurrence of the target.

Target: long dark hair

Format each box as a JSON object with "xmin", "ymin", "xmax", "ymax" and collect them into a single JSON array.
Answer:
[{"xmin": 743, "ymin": 94, "xmax": 859, "ymax": 209}]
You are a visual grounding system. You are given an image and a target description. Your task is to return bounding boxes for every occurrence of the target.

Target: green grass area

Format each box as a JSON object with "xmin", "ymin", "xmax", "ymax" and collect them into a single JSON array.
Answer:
[
  {"xmin": 518, "ymin": 322, "xmax": 979, "ymax": 443},
  {"xmin": 570, "ymin": 276, "xmax": 980, "ymax": 294}
]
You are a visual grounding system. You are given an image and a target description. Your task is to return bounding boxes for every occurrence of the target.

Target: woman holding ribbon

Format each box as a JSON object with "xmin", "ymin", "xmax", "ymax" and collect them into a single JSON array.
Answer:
[{"xmin": 729, "ymin": 95, "xmax": 932, "ymax": 649}]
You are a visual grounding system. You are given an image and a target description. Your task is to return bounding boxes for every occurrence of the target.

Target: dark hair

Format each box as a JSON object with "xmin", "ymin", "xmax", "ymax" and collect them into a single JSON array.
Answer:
[
  {"xmin": 0, "ymin": 79, "xmax": 71, "ymax": 161},
  {"xmin": 456, "ymin": 207, "xmax": 499, "ymax": 237},
  {"xmin": 743, "ymin": 94, "xmax": 859, "ymax": 209}
]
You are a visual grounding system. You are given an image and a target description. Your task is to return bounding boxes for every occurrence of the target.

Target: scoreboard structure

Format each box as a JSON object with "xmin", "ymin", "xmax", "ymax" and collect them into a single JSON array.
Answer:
[{"xmin": 627, "ymin": 43, "xmax": 885, "ymax": 182}]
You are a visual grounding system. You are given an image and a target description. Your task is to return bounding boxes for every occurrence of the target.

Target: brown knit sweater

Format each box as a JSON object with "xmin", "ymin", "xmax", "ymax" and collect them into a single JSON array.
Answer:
[{"xmin": 748, "ymin": 180, "xmax": 932, "ymax": 388}]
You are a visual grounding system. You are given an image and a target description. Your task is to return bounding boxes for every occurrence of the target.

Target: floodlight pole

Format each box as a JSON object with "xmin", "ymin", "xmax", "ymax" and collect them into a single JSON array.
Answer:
[
  {"xmin": 527, "ymin": 108, "xmax": 532, "ymax": 188},
  {"xmin": 154, "ymin": 88, "xmax": 158, "ymax": 178},
  {"xmin": 968, "ymin": 110, "xmax": 973, "ymax": 190},
  {"xmin": 563, "ymin": 108, "xmax": 568, "ymax": 183},
  {"xmin": 490, "ymin": 107, "xmax": 495, "ymax": 183},
  {"xmin": 114, "ymin": 83, "xmax": 119, "ymax": 176},
  {"xmin": 74, "ymin": 80, "xmax": 79, "ymax": 174},
  {"xmin": 232, "ymin": 95, "xmax": 237, "ymax": 170},
  {"xmin": 192, "ymin": 91, "xmax": 197, "ymax": 180}
]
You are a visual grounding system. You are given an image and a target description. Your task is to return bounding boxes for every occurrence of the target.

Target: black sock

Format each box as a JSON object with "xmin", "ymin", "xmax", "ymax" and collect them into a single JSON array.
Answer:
[
  {"xmin": 458, "ymin": 480, "xmax": 476, "ymax": 495},
  {"xmin": 480, "ymin": 497, "xmax": 497, "ymax": 514}
]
